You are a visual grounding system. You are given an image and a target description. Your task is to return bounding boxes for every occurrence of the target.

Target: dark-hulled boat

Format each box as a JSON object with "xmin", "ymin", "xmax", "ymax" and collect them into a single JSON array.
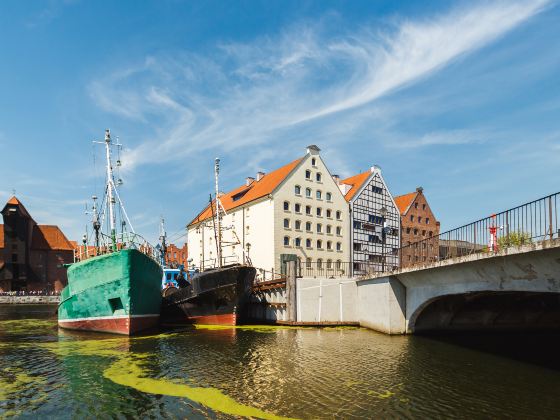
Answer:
[{"xmin": 160, "ymin": 264, "xmax": 256, "ymax": 326}]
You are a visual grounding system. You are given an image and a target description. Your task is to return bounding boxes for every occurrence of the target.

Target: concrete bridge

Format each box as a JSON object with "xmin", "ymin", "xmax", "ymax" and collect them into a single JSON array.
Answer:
[{"xmin": 357, "ymin": 239, "xmax": 560, "ymax": 334}]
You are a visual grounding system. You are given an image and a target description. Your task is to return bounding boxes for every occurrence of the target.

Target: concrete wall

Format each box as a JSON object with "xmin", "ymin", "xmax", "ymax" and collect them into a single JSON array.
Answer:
[
  {"xmin": 296, "ymin": 277, "xmax": 357, "ymax": 323},
  {"xmin": 0, "ymin": 295, "xmax": 60, "ymax": 304}
]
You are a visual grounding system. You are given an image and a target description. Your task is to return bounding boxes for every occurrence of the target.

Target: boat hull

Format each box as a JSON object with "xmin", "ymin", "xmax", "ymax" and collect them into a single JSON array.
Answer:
[
  {"xmin": 161, "ymin": 265, "xmax": 256, "ymax": 326},
  {"xmin": 58, "ymin": 249, "xmax": 163, "ymax": 335}
]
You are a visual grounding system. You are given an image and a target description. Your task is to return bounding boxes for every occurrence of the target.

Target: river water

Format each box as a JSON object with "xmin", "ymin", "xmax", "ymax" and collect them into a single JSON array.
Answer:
[{"xmin": 1, "ymin": 304, "xmax": 560, "ymax": 418}]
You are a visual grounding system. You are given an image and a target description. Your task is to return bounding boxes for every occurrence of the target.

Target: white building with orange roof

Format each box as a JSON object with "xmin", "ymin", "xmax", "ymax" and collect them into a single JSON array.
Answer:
[
  {"xmin": 187, "ymin": 145, "xmax": 351, "ymax": 280},
  {"xmin": 336, "ymin": 166, "xmax": 400, "ymax": 275}
]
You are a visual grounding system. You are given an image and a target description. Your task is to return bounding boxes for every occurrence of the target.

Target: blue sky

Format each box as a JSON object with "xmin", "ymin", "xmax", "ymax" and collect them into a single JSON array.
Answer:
[{"xmin": 1, "ymin": 0, "xmax": 559, "ymax": 245}]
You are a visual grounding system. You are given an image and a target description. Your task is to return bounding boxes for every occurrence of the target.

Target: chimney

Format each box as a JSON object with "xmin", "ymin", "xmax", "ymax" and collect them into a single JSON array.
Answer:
[
  {"xmin": 332, "ymin": 175, "xmax": 340, "ymax": 185},
  {"xmin": 256, "ymin": 171, "xmax": 265, "ymax": 181},
  {"xmin": 416, "ymin": 186, "xmax": 423, "ymax": 193},
  {"xmin": 306, "ymin": 145, "xmax": 321, "ymax": 155},
  {"xmin": 246, "ymin": 177, "xmax": 255, "ymax": 186},
  {"xmin": 370, "ymin": 165, "xmax": 381, "ymax": 173}
]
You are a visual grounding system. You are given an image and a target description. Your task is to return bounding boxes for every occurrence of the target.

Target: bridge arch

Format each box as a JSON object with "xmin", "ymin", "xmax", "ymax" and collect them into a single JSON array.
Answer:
[{"xmin": 409, "ymin": 291, "xmax": 560, "ymax": 333}]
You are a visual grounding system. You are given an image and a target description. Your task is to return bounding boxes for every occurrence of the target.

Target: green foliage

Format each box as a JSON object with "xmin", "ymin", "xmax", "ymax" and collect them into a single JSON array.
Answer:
[{"xmin": 498, "ymin": 231, "xmax": 532, "ymax": 248}]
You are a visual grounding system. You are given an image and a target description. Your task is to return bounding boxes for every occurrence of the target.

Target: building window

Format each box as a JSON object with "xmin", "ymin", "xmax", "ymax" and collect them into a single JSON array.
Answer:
[
  {"xmin": 422, "ymin": 230, "xmax": 426, "ymax": 236},
  {"xmin": 353, "ymin": 221, "xmax": 361, "ymax": 229},
  {"xmin": 326, "ymin": 225, "xmax": 332, "ymax": 234},
  {"xmin": 295, "ymin": 203, "xmax": 301, "ymax": 213},
  {"xmin": 418, "ymin": 216, "xmax": 421, "ymax": 222},
  {"xmin": 326, "ymin": 209, "xmax": 332, "ymax": 218},
  {"xmin": 284, "ymin": 201, "xmax": 290, "ymax": 211},
  {"xmin": 311, "ymin": 158, "xmax": 316, "ymax": 166},
  {"xmin": 336, "ymin": 226, "xmax": 341, "ymax": 235},
  {"xmin": 316, "ymin": 190, "xmax": 322, "ymax": 199},
  {"xmin": 317, "ymin": 223, "xmax": 322, "ymax": 233},
  {"xmin": 317, "ymin": 258, "xmax": 323, "ymax": 269},
  {"xmin": 306, "ymin": 222, "xmax": 312, "ymax": 231},
  {"xmin": 295, "ymin": 185, "xmax": 301, "ymax": 195},
  {"xmin": 316, "ymin": 173, "xmax": 322, "ymax": 182},
  {"xmin": 306, "ymin": 257, "xmax": 312, "ymax": 268},
  {"xmin": 305, "ymin": 170, "xmax": 311, "ymax": 179},
  {"xmin": 316, "ymin": 207, "xmax": 322, "ymax": 217},
  {"xmin": 336, "ymin": 242, "xmax": 342, "ymax": 251},
  {"xmin": 336, "ymin": 211, "xmax": 341, "ymax": 220},
  {"xmin": 410, "ymin": 215, "xmax": 414, "ymax": 222},
  {"xmin": 306, "ymin": 205, "xmax": 312, "ymax": 215},
  {"xmin": 426, "ymin": 218, "xmax": 430, "ymax": 224},
  {"xmin": 284, "ymin": 218, "xmax": 290, "ymax": 229},
  {"xmin": 327, "ymin": 259, "xmax": 332, "ymax": 269},
  {"xmin": 368, "ymin": 235, "xmax": 381, "ymax": 243},
  {"xmin": 372, "ymin": 185, "xmax": 383, "ymax": 194},
  {"xmin": 306, "ymin": 239, "xmax": 312, "ymax": 248},
  {"xmin": 414, "ymin": 229, "xmax": 418, "ymax": 235},
  {"xmin": 326, "ymin": 192, "xmax": 332, "ymax": 201},
  {"xmin": 306, "ymin": 188, "xmax": 312, "ymax": 198},
  {"xmin": 429, "ymin": 231, "xmax": 433, "ymax": 237},
  {"xmin": 295, "ymin": 220, "xmax": 301, "ymax": 230},
  {"xmin": 317, "ymin": 240, "xmax": 323, "ymax": 249},
  {"xmin": 284, "ymin": 236, "xmax": 290, "ymax": 246},
  {"xmin": 406, "ymin": 227, "xmax": 411, "ymax": 234},
  {"xmin": 415, "ymin": 203, "xmax": 418, "ymax": 209},
  {"xmin": 327, "ymin": 241, "xmax": 332, "ymax": 250},
  {"xmin": 295, "ymin": 237, "xmax": 301, "ymax": 247},
  {"xmin": 423, "ymin": 204, "xmax": 426, "ymax": 210}
]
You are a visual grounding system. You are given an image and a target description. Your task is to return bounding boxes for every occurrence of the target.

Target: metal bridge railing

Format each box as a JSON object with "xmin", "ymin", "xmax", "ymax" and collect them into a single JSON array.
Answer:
[{"xmin": 399, "ymin": 191, "xmax": 560, "ymax": 270}]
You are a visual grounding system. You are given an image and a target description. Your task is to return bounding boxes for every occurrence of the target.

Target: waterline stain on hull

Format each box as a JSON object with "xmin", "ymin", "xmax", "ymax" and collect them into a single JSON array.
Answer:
[{"xmin": 58, "ymin": 249, "xmax": 162, "ymax": 336}]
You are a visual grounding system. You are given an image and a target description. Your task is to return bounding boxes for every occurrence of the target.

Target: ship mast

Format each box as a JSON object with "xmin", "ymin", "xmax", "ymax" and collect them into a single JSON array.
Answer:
[
  {"xmin": 159, "ymin": 216, "xmax": 167, "ymax": 267},
  {"xmin": 214, "ymin": 158, "xmax": 222, "ymax": 268},
  {"xmin": 92, "ymin": 195, "xmax": 100, "ymax": 254},
  {"xmin": 104, "ymin": 129, "xmax": 117, "ymax": 251}
]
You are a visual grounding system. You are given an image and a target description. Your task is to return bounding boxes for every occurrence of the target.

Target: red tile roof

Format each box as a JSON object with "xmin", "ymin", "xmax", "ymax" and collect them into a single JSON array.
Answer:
[
  {"xmin": 189, "ymin": 157, "xmax": 303, "ymax": 226},
  {"xmin": 340, "ymin": 171, "xmax": 371, "ymax": 202},
  {"xmin": 394, "ymin": 192, "xmax": 418, "ymax": 215},
  {"xmin": 31, "ymin": 225, "xmax": 74, "ymax": 251}
]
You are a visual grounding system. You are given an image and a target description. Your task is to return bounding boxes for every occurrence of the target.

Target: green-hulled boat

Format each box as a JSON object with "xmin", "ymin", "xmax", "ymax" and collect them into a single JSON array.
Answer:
[
  {"xmin": 58, "ymin": 249, "xmax": 162, "ymax": 334},
  {"xmin": 58, "ymin": 129, "xmax": 162, "ymax": 335}
]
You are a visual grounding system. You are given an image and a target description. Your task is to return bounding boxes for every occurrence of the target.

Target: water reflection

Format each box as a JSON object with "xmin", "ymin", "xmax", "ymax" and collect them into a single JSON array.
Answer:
[{"xmin": 1, "ymin": 305, "xmax": 560, "ymax": 418}]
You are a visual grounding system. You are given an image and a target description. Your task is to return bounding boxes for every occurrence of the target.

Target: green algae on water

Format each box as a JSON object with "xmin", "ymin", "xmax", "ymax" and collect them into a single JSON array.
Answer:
[{"xmin": 103, "ymin": 356, "xmax": 296, "ymax": 420}]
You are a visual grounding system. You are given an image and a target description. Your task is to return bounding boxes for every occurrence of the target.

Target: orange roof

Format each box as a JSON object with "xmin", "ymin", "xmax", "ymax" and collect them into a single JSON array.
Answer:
[
  {"xmin": 2, "ymin": 196, "xmax": 32, "ymax": 219},
  {"xmin": 32, "ymin": 225, "xmax": 74, "ymax": 251},
  {"xmin": 394, "ymin": 192, "xmax": 417, "ymax": 215},
  {"xmin": 7, "ymin": 196, "xmax": 20, "ymax": 205},
  {"xmin": 0, "ymin": 224, "xmax": 3, "ymax": 248},
  {"xmin": 340, "ymin": 171, "xmax": 371, "ymax": 202},
  {"xmin": 189, "ymin": 157, "xmax": 303, "ymax": 226}
]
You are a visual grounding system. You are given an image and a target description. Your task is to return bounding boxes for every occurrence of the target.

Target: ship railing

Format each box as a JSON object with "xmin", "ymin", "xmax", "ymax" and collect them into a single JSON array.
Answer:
[
  {"xmin": 254, "ymin": 268, "xmax": 286, "ymax": 283},
  {"xmin": 200, "ymin": 254, "xmax": 241, "ymax": 270},
  {"xmin": 75, "ymin": 232, "xmax": 159, "ymax": 262}
]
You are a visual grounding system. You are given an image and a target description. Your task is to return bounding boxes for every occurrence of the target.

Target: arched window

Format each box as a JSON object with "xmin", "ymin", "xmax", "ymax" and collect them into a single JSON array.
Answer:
[
  {"xmin": 336, "ymin": 226, "xmax": 341, "ymax": 235},
  {"xmin": 295, "ymin": 237, "xmax": 301, "ymax": 247},
  {"xmin": 326, "ymin": 259, "xmax": 332, "ymax": 269},
  {"xmin": 336, "ymin": 242, "xmax": 342, "ymax": 251},
  {"xmin": 326, "ymin": 225, "xmax": 332, "ymax": 234},
  {"xmin": 316, "ymin": 207, "xmax": 322, "ymax": 217},
  {"xmin": 283, "ymin": 236, "xmax": 290, "ymax": 246},
  {"xmin": 317, "ymin": 258, "xmax": 323, "ymax": 269},
  {"xmin": 317, "ymin": 240, "xmax": 323, "ymax": 249},
  {"xmin": 283, "ymin": 201, "xmax": 290, "ymax": 211},
  {"xmin": 306, "ymin": 239, "xmax": 312, "ymax": 248},
  {"xmin": 326, "ymin": 209, "xmax": 332, "ymax": 218},
  {"xmin": 305, "ymin": 188, "xmax": 312, "ymax": 198},
  {"xmin": 295, "ymin": 203, "xmax": 301, "ymax": 213},
  {"xmin": 305, "ymin": 170, "xmax": 311, "ymax": 179},
  {"xmin": 306, "ymin": 257, "xmax": 312, "ymax": 268},
  {"xmin": 316, "ymin": 190, "xmax": 322, "ymax": 199},
  {"xmin": 295, "ymin": 220, "xmax": 301, "ymax": 230},
  {"xmin": 316, "ymin": 173, "xmax": 322, "ymax": 182},
  {"xmin": 327, "ymin": 241, "xmax": 332, "ymax": 250},
  {"xmin": 336, "ymin": 259, "xmax": 342, "ymax": 269},
  {"xmin": 295, "ymin": 185, "xmax": 301, "ymax": 195},
  {"xmin": 316, "ymin": 223, "xmax": 322, "ymax": 233},
  {"xmin": 305, "ymin": 222, "xmax": 312, "ymax": 231},
  {"xmin": 306, "ymin": 205, "xmax": 311, "ymax": 215},
  {"xmin": 311, "ymin": 158, "xmax": 316, "ymax": 166},
  {"xmin": 283, "ymin": 218, "xmax": 290, "ymax": 228},
  {"xmin": 326, "ymin": 192, "xmax": 332, "ymax": 201},
  {"xmin": 336, "ymin": 210, "xmax": 341, "ymax": 220}
]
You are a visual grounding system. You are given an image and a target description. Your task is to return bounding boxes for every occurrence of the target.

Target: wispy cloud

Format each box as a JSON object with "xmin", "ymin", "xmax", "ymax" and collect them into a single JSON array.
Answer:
[{"xmin": 88, "ymin": 0, "xmax": 549, "ymax": 178}]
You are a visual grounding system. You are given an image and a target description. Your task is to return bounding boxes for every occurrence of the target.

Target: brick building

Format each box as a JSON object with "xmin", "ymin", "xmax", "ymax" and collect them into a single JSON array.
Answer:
[
  {"xmin": 395, "ymin": 187, "xmax": 440, "ymax": 268},
  {"xmin": 165, "ymin": 243, "xmax": 188, "ymax": 268},
  {"xmin": 0, "ymin": 196, "xmax": 74, "ymax": 292}
]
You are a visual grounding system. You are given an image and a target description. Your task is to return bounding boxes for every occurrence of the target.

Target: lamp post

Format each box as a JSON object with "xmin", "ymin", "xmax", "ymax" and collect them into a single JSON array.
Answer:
[{"xmin": 380, "ymin": 207, "xmax": 388, "ymax": 272}]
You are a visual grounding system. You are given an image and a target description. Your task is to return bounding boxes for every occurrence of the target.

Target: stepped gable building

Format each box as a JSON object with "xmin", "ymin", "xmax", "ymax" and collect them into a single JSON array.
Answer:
[
  {"xmin": 337, "ymin": 166, "xmax": 400, "ymax": 275},
  {"xmin": 0, "ymin": 196, "xmax": 74, "ymax": 292},
  {"xmin": 165, "ymin": 243, "xmax": 188, "ymax": 268},
  {"xmin": 187, "ymin": 145, "xmax": 350, "ymax": 280},
  {"xmin": 395, "ymin": 187, "xmax": 440, "ymax": 267}
]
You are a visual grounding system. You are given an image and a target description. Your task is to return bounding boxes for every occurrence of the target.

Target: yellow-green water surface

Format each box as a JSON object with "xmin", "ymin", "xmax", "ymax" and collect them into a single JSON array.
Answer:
[{"xmin": 1, "ymin": 304, "xmax": 560, "ymax": 418}]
